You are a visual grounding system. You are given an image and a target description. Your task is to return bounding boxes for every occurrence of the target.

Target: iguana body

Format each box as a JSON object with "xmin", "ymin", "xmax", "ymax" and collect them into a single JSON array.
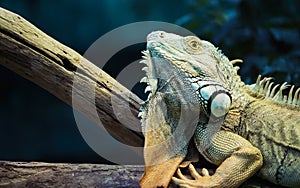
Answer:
[{"xmin": 139, "ymin": 31, "xmax": 300, "ymax": 188}]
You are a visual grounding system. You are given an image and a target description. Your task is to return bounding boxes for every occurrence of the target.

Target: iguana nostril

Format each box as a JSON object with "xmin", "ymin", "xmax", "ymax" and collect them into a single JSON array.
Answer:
[
  {"xmin": 147, "ymin": 31, "xmax": 166, "ymax": 41},
  {"xmin": 159, "ymin": 32, "xmax": 165, "ymax": 38}
]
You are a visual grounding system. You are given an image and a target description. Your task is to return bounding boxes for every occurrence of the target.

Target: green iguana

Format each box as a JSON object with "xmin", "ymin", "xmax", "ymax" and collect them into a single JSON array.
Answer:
[{"xmin": 138, "ymin": 31, "xmax": 300, "ymax": 188}]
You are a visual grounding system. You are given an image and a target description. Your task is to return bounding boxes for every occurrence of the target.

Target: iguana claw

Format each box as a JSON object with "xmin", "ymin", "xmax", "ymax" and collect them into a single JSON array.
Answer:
[{"xmin": 172, "ymin": 164, "xmax": 212, "ymax": 188}]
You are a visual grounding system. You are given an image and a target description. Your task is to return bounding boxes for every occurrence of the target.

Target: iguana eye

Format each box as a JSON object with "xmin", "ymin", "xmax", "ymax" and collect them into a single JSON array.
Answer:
[
  {"xmin": 188, "ymin": 40, "xmax": 200, "ymax": 50},
  {"xmin": 185, "ymin": 37, "xmax": 202, "ymax": 53},
  {"xmin": 190, "ymin": 41, "xmax": 199, "ymax": 48}
]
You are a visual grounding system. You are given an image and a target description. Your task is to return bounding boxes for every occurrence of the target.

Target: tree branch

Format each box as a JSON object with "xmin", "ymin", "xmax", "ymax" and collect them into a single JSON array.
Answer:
[
  {"xmin": 0, "ymin": 7, "xmax": 143, "ymax": 147},
  {"xmin": 0, "ymin": 161, "xmax": 143, "ymax": 187}
]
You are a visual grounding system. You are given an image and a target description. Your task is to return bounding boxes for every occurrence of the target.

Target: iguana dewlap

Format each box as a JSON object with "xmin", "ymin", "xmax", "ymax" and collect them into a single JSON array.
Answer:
[{"xmin": 139, "ymin": 31, "xmax": 300, "ymax": 188}]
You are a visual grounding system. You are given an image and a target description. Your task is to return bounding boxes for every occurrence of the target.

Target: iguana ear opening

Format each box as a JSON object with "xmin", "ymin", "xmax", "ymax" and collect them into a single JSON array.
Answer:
[{"xmin": 210, "ymin": 92, "xmax": 231, "ymax": 118}]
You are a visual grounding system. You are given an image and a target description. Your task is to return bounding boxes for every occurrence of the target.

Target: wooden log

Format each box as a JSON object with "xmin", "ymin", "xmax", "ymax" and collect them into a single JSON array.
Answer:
[
  {"xmin": 0, "ymin": 161, "xmax": 143, "ymax": 187},
  {"xmin": 0, "ymin": 7, "xmax": 143, "ymax": 147}
]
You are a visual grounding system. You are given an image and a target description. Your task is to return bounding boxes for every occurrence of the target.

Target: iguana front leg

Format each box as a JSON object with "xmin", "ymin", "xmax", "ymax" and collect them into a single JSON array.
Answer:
[{"xmin": 172, "ymin": 131, "xmax": 263, "ymax": 188}]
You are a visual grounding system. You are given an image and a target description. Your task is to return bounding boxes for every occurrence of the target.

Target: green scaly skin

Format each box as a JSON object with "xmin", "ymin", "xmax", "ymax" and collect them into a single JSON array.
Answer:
[{"xmin": 139, "ymin": 31, "xmax": 300, "ymax": 188}]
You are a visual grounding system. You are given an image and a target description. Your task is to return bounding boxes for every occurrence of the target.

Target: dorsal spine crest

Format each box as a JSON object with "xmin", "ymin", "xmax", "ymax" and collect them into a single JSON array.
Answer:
[{"xmin": 252, "ymin": 75, "xmax": 300, "ymax": 107}]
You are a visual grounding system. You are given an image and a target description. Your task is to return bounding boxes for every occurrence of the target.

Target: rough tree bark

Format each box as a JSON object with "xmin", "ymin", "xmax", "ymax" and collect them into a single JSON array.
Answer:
[{"xmin": 0, "ymin": 161, "xmax": 143, "ymax": 187}]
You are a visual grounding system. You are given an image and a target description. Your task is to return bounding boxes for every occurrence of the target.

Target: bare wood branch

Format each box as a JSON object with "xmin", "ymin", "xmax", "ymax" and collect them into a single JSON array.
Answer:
[
  {"xmin": 0, "ymin": 161, "xmax": 143, "ymax": 187},
  {"xmin": 0, "ymin": 7, "xmax": 143, "ymax": 147}
]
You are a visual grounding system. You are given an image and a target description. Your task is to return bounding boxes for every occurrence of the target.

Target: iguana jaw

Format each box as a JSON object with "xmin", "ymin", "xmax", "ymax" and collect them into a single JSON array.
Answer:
[
  {"xmin": 140, "ymin": 38, "xmax": 203, "ymax": 104},
  {"xmin": 140, "ymin": 45, "xmax": 198, "ymax": 102}
]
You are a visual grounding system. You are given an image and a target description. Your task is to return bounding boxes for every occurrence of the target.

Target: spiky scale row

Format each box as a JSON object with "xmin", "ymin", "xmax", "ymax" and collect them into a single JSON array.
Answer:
[
  {"xmin": 140, "ymin": 77, "xmax": 147, "ymax": 83},
  {"xmin": 139, "ymin": 50, "xmax": 151, "ymax": 94},
  {"xmin": 253, "ymin": 75, "xmax": 300, "ymax": 106},
  {"xmin": 138, "ymin": 51, "xmax": 153, "ymax": 121}
]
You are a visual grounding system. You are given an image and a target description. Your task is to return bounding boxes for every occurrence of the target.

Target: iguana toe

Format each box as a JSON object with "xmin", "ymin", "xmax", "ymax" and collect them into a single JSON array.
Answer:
[{"xmin": 172, "ymin": 164, "xmax": 217, "ymax": 188}]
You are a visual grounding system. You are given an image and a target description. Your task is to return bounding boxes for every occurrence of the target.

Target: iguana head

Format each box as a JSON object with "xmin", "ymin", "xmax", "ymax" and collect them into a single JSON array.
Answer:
[{"xmin": 140, "ymin": 31, "xmax": 241, "ymax": 119}]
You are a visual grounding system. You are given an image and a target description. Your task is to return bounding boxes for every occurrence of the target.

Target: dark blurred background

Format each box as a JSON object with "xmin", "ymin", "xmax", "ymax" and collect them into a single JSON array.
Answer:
[{"xmin": 0, "ymin": 0, "xmax": 299, "ymax": 164}]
